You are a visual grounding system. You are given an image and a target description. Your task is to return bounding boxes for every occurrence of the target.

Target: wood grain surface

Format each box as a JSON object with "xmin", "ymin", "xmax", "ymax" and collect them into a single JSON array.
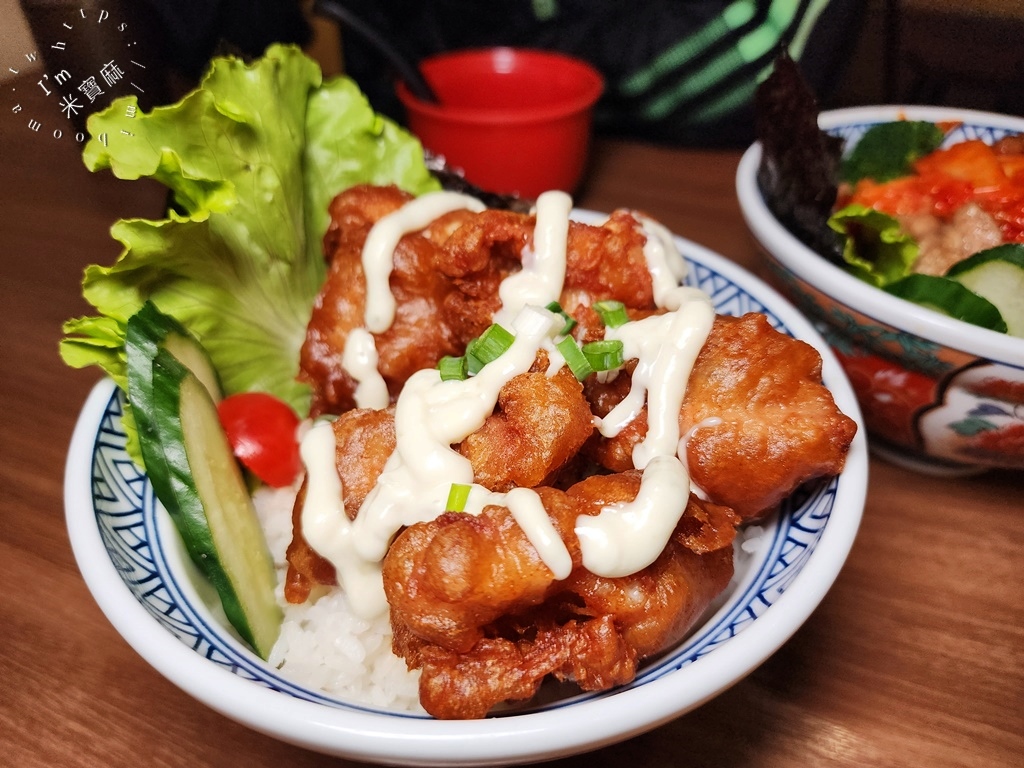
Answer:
[{"xmin": 1, "ymin": 76, "xmax": 1021, "ymax": 768}]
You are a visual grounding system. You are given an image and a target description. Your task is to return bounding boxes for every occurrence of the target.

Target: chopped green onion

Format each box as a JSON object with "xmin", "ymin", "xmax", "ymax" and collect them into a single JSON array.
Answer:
[
  {"xmin": 438, "ymin": 355, "xmax": 468, "ymax": 381},
  {"xmin": 582, "ymin": 339, "xmax": 625, "ymax": 371},
  {"xmin": 465, "ymin": 352, "xmax": 484, "ymax": 376},
  {"xmin": 465, "ymin": 323, "xmax": 515, "ymax": 373},
  {"xmin": 445, "ymin": 483, "xmax": 472, "ymax": 512},
  {"xmin": 556, "ymin": 336, "xmax": 595, "ymax": 380},
  {"xmin": 546, "ymin": 301, "xmax": 577, "ymax": 336},
  {"xmin": 594, "ymin": 299, "xmax": 629, "ymax": 328}
]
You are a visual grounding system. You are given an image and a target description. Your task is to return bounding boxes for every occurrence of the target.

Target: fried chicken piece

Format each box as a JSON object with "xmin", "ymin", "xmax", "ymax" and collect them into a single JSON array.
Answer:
[
  {"xmin": 284, "ymin": 362, "xmax": 594, "ymax": 603},
  {"xmin": 586, "ymin": 313, "xmax": 857, "ymax": 520},
  {"xmin": 300, "ymin": 185, "xmax": 465, "ymax": 416},
  {"xmin": 283, "ymin": 408, "xmax": 396, "ymax": 604},
  {"xmin": 300, "ymin": 187, "xmax": 662, "ymax": 416},
  {"xmin": 321, "ymin": 183, "xmax": 411, "ymax": 262},
  {"xmin": 460, "ymin": 364, "xmax": 595, "ymax": 492},
  {"xmin": 414, "ymin": 616, "xmax": 634, "ymax": 720},
  {"xmin": 560, "ymin": 210, "xmax": 656, "ymax": 313},
  {"xmin": 384, "ymin": 472, "xmax": 736, "ymax": 719},
  {"xmin": 386, "ymin": 486, "xmax": 577, "ymax": 655},
  {"xmin": 432, "ymin": 209, "xmax": 533, "ymax": 343},
  {"xmin": 681, "ymin": 313, "xmax": 856, "ymax": 518}
]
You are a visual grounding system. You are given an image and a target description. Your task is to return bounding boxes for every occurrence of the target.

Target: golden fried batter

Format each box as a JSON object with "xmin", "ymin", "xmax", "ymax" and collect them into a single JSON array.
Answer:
[
  {"xmin": 300, "ymin": 187, "xmax": 663, "ymax": 416},
  {"xmin": 285, "ymin": 363, "xmax": 595, "ymax": 603},
  {"xmin": 460, "ymin": 364, "xmax": 595, "ymax": 492},
  {"xmin": 413, "ymin": 617, "xmax": 634, "ymax": 720},
  {"xmin": 383, "ymin": 472, "xmax": 737, "ymax": 719},
  {"xmin": 301, "ymin": 185, "xmax": 463, "ymax": 416},
  {"xmin": 586, "ymin": 313, "xmax": 857, "ymax": 519},
  {"xmin": 682, "ymin": 314, "xmax": 856, "ymax": 518},
  {"xmin": 559, "ymin": 211, "xmax": 656, "ymax": 312},
  {"xmin": 283, "ymin": 408, "xmax": 396, "ymax": 604}
]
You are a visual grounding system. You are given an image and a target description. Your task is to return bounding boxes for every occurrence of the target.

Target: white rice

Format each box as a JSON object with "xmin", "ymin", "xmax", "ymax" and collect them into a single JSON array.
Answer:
[
  {"xmin": 251, "ymin": 485, "xmax": 424, "ymax": 712},
  {"xmin": 250, "ymin": 484, "xmax": 766, "ymax": 714},
  {"xmin": 738, "ymin": 524, "xmax": 766, "ymax": 556}
]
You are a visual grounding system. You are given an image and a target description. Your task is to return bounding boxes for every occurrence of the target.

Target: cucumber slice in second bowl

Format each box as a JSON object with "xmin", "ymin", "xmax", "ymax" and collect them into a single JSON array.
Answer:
[
  {"xmin": 946, "ymin": 244, "xmax": 1024, "ymax": 338},
  {"xmin": 883, "ymin": 273, "xmax": 1008, "ymax": 333}
]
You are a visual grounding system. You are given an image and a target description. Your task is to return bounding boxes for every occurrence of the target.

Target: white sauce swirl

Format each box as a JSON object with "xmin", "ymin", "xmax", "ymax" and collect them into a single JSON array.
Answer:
[
  {"xmin": 495, "ymin": 190, "xmax": 573, "ymax": 326},
  {"xmin": 341, "ymin": 328, "xmax": 389, "ymax": 409},
  {"xmin": 302, "ymin": 192, "xmax": 720, "ymax": 613},
  {"xmin": 638, "ymin": 213, "xmax": 714, "ymax": 311},
  {"xmin": 301, "ymin": 306, "xmax": 571, "ymax": 617},
  {"xmin": 464, "ymin": 485, "xmax": 573, "ymax": 580},
  {"xmin": 575, "ymin": 454, "xmax": 691, "ymax": 577},
  {"xmin": 361, "ymin": 191, "xmax": 486, "ymax": 332},
  {"xmin": 299, "ymin": 421, "xmax": 387, "ymax": 618},
  {"xmin": 597, "ymin": 298, "xmax": 715, "ymax": 469}
]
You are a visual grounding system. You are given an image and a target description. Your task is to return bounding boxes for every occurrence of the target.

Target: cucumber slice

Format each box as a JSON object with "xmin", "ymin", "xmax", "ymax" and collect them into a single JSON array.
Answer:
[
  {"xmin": 126, "ymin": 302, "xmax": 222, "ymax": 405},
  {"xmin": 150, "ymin": 349, "xmax": 282, "ymax": 657},
  {"xmin": 883, "ymin": 274, "xmax": 1008, "ymax": 333},
  {"xmin": 946, "ymin": 245, "xmax": 1024, "ymax": 338},
  {"xmin": 125, "ymin": 304, "xmax": 281, "ymax": 658},
  {"xmin": 126, "ymin": 303, "xmax": 222, "ymax": 530}
]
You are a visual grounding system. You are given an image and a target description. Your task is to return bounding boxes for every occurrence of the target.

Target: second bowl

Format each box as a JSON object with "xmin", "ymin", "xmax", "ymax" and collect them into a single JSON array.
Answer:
[{"xmin": 737, "ymin": 105, "xmax": 1024, "ymax": 475}]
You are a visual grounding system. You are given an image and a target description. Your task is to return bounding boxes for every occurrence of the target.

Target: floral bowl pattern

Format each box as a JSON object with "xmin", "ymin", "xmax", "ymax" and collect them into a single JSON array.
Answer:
[
  {"xmin": 65, "ymin": 226, "xmax": 867, "ymax": 766},
  {"xmin": 737, "ymin": 106, "xmax": 1024, "ymax": 475}
]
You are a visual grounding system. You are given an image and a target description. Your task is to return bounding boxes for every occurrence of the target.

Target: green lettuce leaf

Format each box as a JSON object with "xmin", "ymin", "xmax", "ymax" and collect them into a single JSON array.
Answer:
[
  {"xmin": 60, "ymin": 44, "xmax": 439, "ymax": 436},
  {"xmin": 828, "ymin": 203, "xmax": 919, "ymax": 287},
  {"xmin": 840, "ymin": 120, "xmax": 945, "ymax": 184}
]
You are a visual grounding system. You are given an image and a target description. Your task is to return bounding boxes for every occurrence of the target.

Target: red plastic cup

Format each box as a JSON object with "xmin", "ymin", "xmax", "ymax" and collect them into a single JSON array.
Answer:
[{"xmin": 396, "ymin": 48, "xmax": 604, "ymax": 199}]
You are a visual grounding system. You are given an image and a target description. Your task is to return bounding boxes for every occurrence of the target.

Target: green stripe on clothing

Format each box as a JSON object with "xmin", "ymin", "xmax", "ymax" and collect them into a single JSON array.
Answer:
[
  {"xmin": 531, "ymin": 0, "xmax": 558, "ymax": 22},
  {"xmin": 686, "ymin": 63, "xmax": 773, "ymax": 124},
  {"xmin": 619, "ymin": 0, "xmax": 756, "ymax": 97},
  {"xmin": 638, "ymin": 0, "xmax": 829, "ymax": 121},
  {"xmin": 785, "ymin": 0, "xmax": 832, "ymax": 57},
  {"xmin": 641, "ymin": 47, "xmax": 747, "ymax": 118}
]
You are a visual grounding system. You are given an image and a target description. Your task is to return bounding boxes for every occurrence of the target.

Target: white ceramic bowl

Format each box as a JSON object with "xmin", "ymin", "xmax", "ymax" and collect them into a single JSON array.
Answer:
[
  {"xmin": 65, "ymin": 223, "xmax": 868, "ymax": 766},
  {"xmin": 737, "ymin": 106, "xmax": 1024, "ymax": 475}
]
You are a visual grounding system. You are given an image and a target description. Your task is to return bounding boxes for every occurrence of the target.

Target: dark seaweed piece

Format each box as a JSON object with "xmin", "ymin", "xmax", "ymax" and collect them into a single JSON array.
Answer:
[
  {"xmin": 425, "ymin": 151, "xmax": 535, "ymax": 213},
  {"xmin": 754, "ymin": 54, "xmax": 845, "ymax": 265}
]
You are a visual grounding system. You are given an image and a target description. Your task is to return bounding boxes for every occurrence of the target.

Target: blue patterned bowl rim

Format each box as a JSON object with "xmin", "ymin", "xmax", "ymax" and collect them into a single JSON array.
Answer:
[{"xmin": 65, "ymin": 216, "xmax": 868, "ymax": 767}]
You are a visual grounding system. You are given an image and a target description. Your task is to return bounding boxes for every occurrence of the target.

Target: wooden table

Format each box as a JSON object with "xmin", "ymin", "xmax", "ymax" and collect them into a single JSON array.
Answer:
[{"xmin": 2, "ymin": 76, "xmax": 1021, "ymax": 768}]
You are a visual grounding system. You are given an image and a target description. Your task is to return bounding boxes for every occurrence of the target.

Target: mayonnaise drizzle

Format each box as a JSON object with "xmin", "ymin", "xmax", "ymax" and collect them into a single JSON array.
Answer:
[
  {"xmin": 301, "ymin": 191, "xmax": 723, "ymax": 613},
  {"xmin": 299, "ymin": 421, "xmax": 387, "ymax": 618},
  {"xmin": 300, "ymin": 306, "xmax": 572, "ymax": 617},
  {"xmin": 639, "ymin": 214, "xmax": 687, "ymax": 305},
  {"xmin": 598, "ymin": 298, "xmax": 715, "ymax": 469},
  {"xmin": 494, "ymin": 191, "xmax": 573, "ymax": 327},
  {"xmin": 362, "ymin": 191, "xmax": 486, "ymax": 332},
  {"xmin": 575, "ymin": 454, "xmax": 691, "ymax": 577},
  {"xmin": 678, "ymin": 417, "xmax": 722, "ymax": 501},
  {"xmin": 464, "ymin": 485, "xmax": 573, "ymax": 580},
  {"xmin": 638, "ymin": 213, "xmax": 712, "ymax": 311},
  {"xmin": 341, "ymin": 328, "xmax": 389, "ymax": 409}
]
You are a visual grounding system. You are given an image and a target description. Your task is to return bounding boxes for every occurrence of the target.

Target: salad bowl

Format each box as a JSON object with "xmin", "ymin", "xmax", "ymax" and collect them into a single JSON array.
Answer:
[
  {"xmin": 65, "ymin": 225, "xmax": 868, "ymax": 767},
  {"xmin": 737, "ymin": 106, "xmax": 1024, "ymax": 475}
]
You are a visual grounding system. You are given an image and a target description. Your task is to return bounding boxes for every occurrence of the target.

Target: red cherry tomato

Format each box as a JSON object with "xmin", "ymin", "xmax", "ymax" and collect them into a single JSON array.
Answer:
[{"xmin": 217, "ymin": 392, "xmax": 303, "ymax": 487}]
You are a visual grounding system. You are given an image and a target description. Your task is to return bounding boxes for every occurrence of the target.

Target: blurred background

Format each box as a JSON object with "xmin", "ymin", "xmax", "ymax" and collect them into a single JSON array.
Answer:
[{"xmin": 5, "ymin": 0, "xmax": 1022, "ymax": 140}]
